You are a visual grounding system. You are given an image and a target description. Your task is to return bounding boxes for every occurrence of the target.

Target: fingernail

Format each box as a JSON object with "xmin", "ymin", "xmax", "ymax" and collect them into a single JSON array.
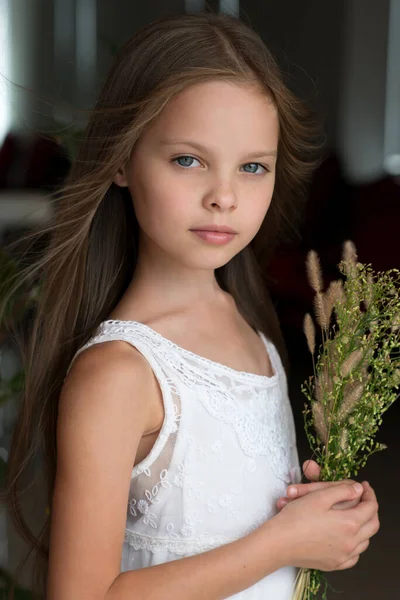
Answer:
[
  {"xmin": 287, "ymin": 486, "xmax": 297, "ymax": 497},
  {"xmin": 353, "ymin": 483, "xmax": 363, "ymax": 493}
]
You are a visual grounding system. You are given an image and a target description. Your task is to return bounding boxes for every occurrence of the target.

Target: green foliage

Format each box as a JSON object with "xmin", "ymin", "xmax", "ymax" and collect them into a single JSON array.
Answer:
[
  {"xmin": 296, "ymin": 243, "xmax": 400, "ymax": 599},
  {"xmin": 304, "ymin": 263, "xmax": 399, "ymax": 482}
]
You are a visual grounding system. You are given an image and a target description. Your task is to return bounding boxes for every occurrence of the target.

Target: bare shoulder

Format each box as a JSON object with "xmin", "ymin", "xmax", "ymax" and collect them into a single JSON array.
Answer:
[
  {"xmin": 65, "ymin": 337, "xmax": 152, "ymax": 387},
  {"xmin": 48, "ymin": 341, "xmax": 154, "ymax": 599},
  {"xmin": 57, "ymin": 339, "xmax": 157, "ymax": 477},
  {"xmin": 60, "ymin": 341, "xmax": 154, "ymax": 441}
]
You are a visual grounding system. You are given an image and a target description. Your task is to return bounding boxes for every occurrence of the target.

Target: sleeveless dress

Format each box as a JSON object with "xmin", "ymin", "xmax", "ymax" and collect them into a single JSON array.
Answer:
[{"xmin": 68, "ymin": 319, "xmax": 302, "ymax": 599}]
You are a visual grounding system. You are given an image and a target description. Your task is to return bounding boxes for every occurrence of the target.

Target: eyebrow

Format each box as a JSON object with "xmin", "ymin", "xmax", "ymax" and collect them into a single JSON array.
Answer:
[{"xmin": 159, "ymin": 140, "xmax": 278, "ymax": 159}]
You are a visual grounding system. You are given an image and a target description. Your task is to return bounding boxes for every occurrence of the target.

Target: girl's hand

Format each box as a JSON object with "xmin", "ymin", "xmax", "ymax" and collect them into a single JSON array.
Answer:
[
  {"xmin": 277, "ymin": 460, "xmax": 360, "ymax": 511},
  {"xmin": 271, "ymin": 481, "xmax": 380, "ymax": 572},
  {"xmin": 302, "ymin": 459, "xmax": 321, "ymax": 482},
  {"xmin": 276, "ymin": 459, "xmax": 320, "ymax": 511}
]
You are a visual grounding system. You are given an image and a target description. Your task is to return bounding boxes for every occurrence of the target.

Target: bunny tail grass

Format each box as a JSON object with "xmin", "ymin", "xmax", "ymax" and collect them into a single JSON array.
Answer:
[{"xmin": 293, "ymin": 568, "xmax": 311, "ymax": 600}]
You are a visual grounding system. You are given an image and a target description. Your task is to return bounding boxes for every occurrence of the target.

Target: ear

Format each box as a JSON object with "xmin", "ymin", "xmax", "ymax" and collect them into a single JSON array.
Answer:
[{"xmin": 113, "ymin": 166, "xmax": 129, "ymax": 188}]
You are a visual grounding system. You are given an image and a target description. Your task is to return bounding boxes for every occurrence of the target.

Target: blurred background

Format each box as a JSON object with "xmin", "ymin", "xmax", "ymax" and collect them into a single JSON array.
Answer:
[{"xmin": 0, "ymin": 0, "xmax": 399, "ymax": 597}]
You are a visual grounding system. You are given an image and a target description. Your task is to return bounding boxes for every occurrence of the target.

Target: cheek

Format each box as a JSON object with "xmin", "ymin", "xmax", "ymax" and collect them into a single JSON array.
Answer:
[
  {"xmin": 242, "ymin": 183, "xmax": 274, "ymax": 227},
  {"xmin": 129, "ymin": 175, "xmax": 190, "ymax": 237},
  {"xmin": 235, "ymin": 191, "xmax": 274, "ymax": 246}
]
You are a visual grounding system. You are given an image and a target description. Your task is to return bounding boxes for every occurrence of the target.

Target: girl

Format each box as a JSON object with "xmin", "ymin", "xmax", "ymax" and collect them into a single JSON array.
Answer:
[{"xmin": 4, "ymin": 12, "xmax": 379, "ymax": 600}]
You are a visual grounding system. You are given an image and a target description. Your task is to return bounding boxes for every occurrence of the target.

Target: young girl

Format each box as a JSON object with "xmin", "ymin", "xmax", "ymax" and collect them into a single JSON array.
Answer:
[{"xmin": 4, "ymin": 12, "xmax": 380, "ymax": 600}]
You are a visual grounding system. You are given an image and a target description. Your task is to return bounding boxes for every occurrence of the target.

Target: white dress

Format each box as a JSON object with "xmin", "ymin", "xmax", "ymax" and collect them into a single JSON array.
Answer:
[{"xmin": 69, "ymin": 319, "xmax": 302, "ymax": 599}]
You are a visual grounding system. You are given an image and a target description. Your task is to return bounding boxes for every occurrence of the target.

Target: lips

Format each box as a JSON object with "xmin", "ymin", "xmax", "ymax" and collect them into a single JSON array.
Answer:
[
  {"xmin": 190, "ymin": 225, "xmax": 237, "ymax": 234},
  {"xmin": 190, "ymin": 229, "xmax": 237, "ymax": 245}
]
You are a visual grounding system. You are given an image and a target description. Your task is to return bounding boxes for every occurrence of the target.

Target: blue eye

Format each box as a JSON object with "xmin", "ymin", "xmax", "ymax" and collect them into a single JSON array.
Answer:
[
  {"xmin": 173, "ymin": 156, "xmax": 201, "ymax": 168},
  {"xmin": 172, "ymin": 156, "xmax": 268, "ymax": 174},
  {"xmin": 242, "ymin": 163, "xmax": 267, "ymax": 175}
]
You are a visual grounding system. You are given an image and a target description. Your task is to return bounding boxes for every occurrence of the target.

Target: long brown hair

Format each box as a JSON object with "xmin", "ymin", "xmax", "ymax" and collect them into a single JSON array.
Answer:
[{"xmin": 2, "ymin": 11, "xmax": 320, "ymax": 597}]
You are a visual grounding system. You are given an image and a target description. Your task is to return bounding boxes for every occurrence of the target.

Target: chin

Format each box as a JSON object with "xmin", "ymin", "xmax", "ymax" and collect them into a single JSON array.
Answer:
[{"xmin": 177, "ymin": 250, "xmax": 240, "ymax": 271}]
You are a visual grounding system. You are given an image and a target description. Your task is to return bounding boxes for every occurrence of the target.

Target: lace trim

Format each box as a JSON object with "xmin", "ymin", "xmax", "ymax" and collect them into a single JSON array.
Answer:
[
  {"xmin": 92, "ymin": 322, "xmax": 280, "ymax": 407},
  {"xmin": 124, "ymin": 505, "xmax": 272, "ymax": 557},
  {"xmin": 100, "ymin": 320, "xmax": 278, "ymax": 384},
  {"xmin": 71, "ymin": 321, "xmax": 295, "ymax": 480},
  {"xmin": 67, "ymin": 332, "xmax": 178, "ymax": 478},
  {"xmin": 124, "ymin": 529, "xmax": 234, "ymax": 556}
]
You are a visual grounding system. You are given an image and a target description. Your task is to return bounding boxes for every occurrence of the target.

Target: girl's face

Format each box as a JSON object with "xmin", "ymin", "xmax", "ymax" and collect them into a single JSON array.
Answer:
[{"xmin": 114, "ymin": 80, "xmax": 279, "ymax": 271}]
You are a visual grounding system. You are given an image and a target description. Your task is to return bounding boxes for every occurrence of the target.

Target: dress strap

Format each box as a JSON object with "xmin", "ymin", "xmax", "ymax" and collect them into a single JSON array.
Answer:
[{"xmin": 66, "ymin": 320, "xmax": 181, "ymax": 478}]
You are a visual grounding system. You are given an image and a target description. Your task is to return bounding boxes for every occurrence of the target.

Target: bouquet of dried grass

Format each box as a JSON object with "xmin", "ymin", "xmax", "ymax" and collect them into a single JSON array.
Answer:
[{"xmin": 293, "ymin": 241, "xmax": 400, "ymax": 599}]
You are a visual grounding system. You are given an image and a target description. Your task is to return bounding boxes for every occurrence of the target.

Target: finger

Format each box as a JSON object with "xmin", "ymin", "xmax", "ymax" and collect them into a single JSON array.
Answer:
[
  {"xmin": 332, "ymin": 497, "xmax": 361, "ymax": 510},
  {"xmin": 338, "ymin": 538, "xmax": 370, "ymax": 571},
  {"xmin": 322, "ymin": 482, "xmax": 364, "ymax": 509},
  {"xmin": 278, "ymin": 493, "xmax": 358, "ymax": 510},
  {"xmin": 336, "ymin": 554, "xmax": 360, "ymax": 571},
  {"xmin": 285, "ymin": 481, "xmax": 364, "ymax": 508},
  {"xmin": 286, "ymin": 481, "xmax": 331, "ymax": 498},
  {"xmin": 351, "ymin": 538, "xmax": 370, "ymax": 557},
  {"xmin": 357, "ymin": 514, "xmax": 380, "ymax": 543},
  {"xmin": 286, "ymin": 479, "xmax": 355, "ymax": 499},
  {"xmin": 352, "ymin": 482, "xmax": 379, "ymax": 525},
  {"xmin": 276, "ymin": 497, "xmax": 288, "ymax": 510},
  {"xmin": 302, "ymin": 459, "xmax": 321, "ymax": 482},
  {"xmin": 277, "ymin": 496, "xmax": 297, "ymax": 510},
  {"xmin": 283, "ymin": 483, "xmax": 361, "ymax": 511},
  {"xmin": 361, "ymin": 481, "xmax": 378, "ymax": 507}
]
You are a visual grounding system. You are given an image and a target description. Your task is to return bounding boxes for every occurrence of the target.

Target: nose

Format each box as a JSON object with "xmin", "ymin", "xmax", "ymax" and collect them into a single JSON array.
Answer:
[{"xmin": 203, "ymin": 178, "xmax": 237, "ymax": 212}]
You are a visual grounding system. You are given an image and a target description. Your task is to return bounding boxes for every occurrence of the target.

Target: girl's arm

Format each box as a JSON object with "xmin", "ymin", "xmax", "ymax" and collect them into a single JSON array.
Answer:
[
  {"xmin": 106, "ymin": 520, "xmax": 285, "ymax": 600},
  {"xmin": 47, "ymin": 341, "xmax": 162, "ymax": 600},
  {"xmin": 47, "ymin": 341, "xmax": 288, "ymax": 600}
]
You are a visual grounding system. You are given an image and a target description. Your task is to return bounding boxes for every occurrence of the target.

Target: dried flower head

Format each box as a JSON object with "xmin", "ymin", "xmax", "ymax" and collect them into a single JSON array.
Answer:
[
  {"xmin": 315, "ymin": 368, "xmax": 335, "ymax": 410},
  {"xmin": 306, "ymin": 250, "xmax": 324, "ymax": 294},
  {"xmin": 324, "ymin": 280, "xmax": 345, "ymax": 324},
  {"xmin": 339, "ymin": 428, "xmax": 349, "ymax": 452},
  {"xmin": 304, "ymin": 313, "xmax": 316, "ymax": 355},
  {"xmin": 343, "ymin": 240, "xmax": 357, "ymax": 264},
  {"xmin": 364, "ymin": 274, "xmax": 374, "ymax": 309},
  {"xmin": 315, "ymin": 376, "xmax": 324, "ymax": 403},
  {"xmin": 314, "ymin": 292, "xmax": 329, "ymax": 330},
  {"xmin": 332, "ymin": 280, "xmax": 345, "ymax": 305},
  {"xmin": 324, "ymin": 284, "xmax": 335, "ymax": 324},
  {"xmin": 342, "ymin": 240, "xmax": 358, "ymax": 279},
  {"xmin": 337, "ymin": 381, "xmax": 365, "ymax": 422},
  {"xmin": 312, "ymin": 402, "xmax": 328, "ymax": 445},
  {"xmin": 340, "ymin": 348, "xmax": 364, "ymax": 378}
]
